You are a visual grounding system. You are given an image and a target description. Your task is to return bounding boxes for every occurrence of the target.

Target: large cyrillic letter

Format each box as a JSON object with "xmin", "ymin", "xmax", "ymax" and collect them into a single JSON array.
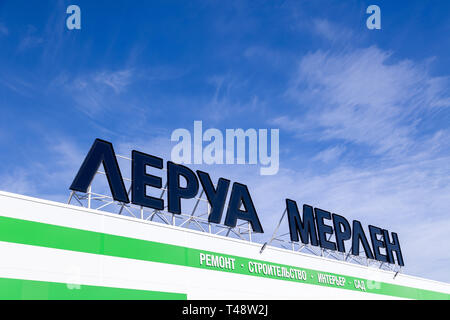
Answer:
[
  {"xmin": 132, "ymin": 150, "xmax": 164, "ymax": 210},
  {"xmin": 197, "ymin": 170, "xmax": 230, "ymax": 224},
  {"xmin": 332, "ymin": 214, "xmax": 351, "ymax": 253},
  {"xmin": 70, "ymin": 139, "xmax": 129, "ymax": 203},
  {"xmin": 383, "ymin": 230, "xmax": 404, "ymax": 266},
  {"xmin": 352, "ymin": 220, "xmax": 374, "ymax": 259},
  {"xmin": 315, "ymin": 208, "xmax": 336, "ymax": 251},
  {"xmin": 224, "ymin": 183, "xmax": 263, "ymax": 233},
  {"xmin": 369, "ymin": 225, "xmax": 388, "ymax": 263},
  {"xmin": 286, "ymin": 201, "xmax": 318, "ymax": 246},
  {"xmin": 167, "ymin": 162, "xmax": 199, "ymax": 214}
]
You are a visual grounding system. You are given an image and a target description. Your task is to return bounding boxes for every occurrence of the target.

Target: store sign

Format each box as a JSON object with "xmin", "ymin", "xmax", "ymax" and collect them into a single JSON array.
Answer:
[
  {"xmin": 285, "ymin": 200, "xmax": 404, "ymax": 266},
  {"xmin": 70, "ymin": 139, "xmax": 404, "ymax": 266},
  {"xmin": 70, "ymin": 139, "xmax": 264, "ymax": 233}
]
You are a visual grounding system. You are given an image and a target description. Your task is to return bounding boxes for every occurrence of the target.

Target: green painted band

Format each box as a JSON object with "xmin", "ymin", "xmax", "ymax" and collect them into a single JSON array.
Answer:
[
  {"xmin": 0, "ymin": 215, "xmax": 448, "ymax": 300},
  {"xmin": 0, "ymin": 277, "xmax": 186, "ymax": 300}
]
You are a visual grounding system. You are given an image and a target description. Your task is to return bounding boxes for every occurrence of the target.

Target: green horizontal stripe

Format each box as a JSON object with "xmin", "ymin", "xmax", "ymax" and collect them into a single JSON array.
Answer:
[
  {"xmin": 0, "ymin": 277, "xmax": 186, "ymax": 300},
  {"xmin": 0, "ymin": 215, "xmax": 448, "ymax": 300}
]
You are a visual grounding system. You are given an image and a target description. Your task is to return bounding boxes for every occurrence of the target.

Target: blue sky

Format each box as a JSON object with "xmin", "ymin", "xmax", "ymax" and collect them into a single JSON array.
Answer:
[{"xmin": 0, "ymin": 0, "xmax": 449, "ymax": 282}]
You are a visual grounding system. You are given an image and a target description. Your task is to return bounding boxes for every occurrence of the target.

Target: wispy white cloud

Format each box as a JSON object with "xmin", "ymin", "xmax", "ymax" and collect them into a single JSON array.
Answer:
[
  {"xmin": 0, "ymin": 23, "xmax": 8, "ymax": 36},
  {"xmin": 201, "ymin": 75, "xmax": 263, "ymax": 122},
  {"xmin": 58, "ymin": 66, "xmax": 185, "ymax": 119},
  {"xmin": 0, "ymin": 170, "xmax": 36, "ymax": 195},
  {"xmin": 0, "ymin": 76, "xmax": 35, "ymax": 97},
  {"xmin": 281, "ymin": 46, "xmax": 450, "ymax": 158},
  {"xmin": 93, "ymin": 70, "xmax": 133, "ymax": 94},
  {"xmin": 61, "ymin": 69, "xmax": 134, "ymax": 116},
  {"xmin": 312, "ymin": 19, "xmax": 353, "ymax": 42},
  {"xmin": 17, "ymin": 25, "xmax": 44, "ymax": 51},
  {"xmin": 18, "ymin": 35, "xmax": 44, "ymax": 51},
  {"xmin": 0, "ymin": 136, "xmax": 86, "ymax": 199},
  {"xmin": 313, "ymin": 145, "xmax": 346, "ymax": 163},
  {"xmin": 243, "ymin": 46, "xmax": 284, "ymax": 64}
]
